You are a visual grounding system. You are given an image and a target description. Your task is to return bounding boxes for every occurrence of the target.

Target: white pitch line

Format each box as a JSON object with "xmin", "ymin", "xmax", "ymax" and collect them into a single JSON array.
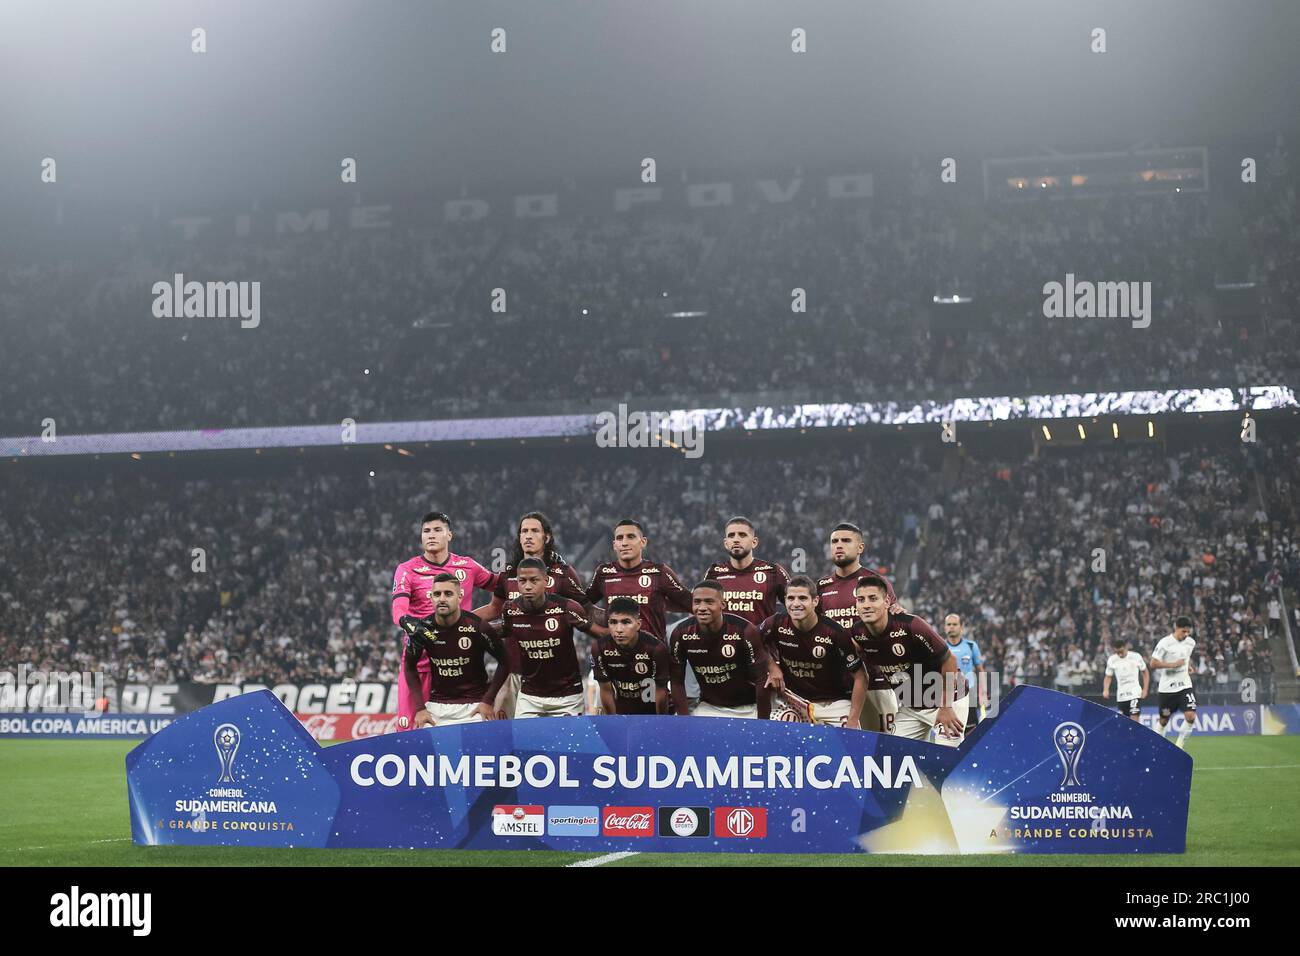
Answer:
[
  {"xmin": 1195, "ymin": 764, "xmax": 1300, "ymax": 771},
  {"xmin": 3, "ymin": 837, "xmax": 131, "ymax": 852},
  {"xmin": 566, "ymin": 851, "xmax": 641, "ymax": 867}
]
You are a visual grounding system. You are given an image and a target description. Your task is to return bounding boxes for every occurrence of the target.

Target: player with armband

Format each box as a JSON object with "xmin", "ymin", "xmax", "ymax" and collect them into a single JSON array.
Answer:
[
  {"xmin": 759, "ymin": 575, "xmax": 867, "ymax": 727},
  {"xmin": 400, "ymin": 574, "xmax": 512, "ymax": 727}
]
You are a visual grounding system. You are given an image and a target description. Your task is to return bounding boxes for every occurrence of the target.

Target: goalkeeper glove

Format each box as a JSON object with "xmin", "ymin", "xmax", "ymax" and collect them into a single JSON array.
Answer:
[{"xmin": 399, "ymin": 614, "xmax": 436, "ymax": 651}]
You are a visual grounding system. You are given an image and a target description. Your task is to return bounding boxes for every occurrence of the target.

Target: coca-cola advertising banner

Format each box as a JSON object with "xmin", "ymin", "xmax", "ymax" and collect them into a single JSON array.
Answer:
[
  {"xmin": 126, "ymin": 685, "xmax": 1192, "ymax": 854},
  {"xmin": 296, "ymin": 713, "xmax": 401, "ymax": 741}
]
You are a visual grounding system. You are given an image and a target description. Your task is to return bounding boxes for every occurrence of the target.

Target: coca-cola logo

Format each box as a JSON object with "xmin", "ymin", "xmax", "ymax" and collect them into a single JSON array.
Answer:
[
  {"xmin": 602, "ymin": 806, "xmax": 654, "ymax": 836},
  {"xmin": 353, "ymin": 714, "xmax": 401, "ymax": 737},
  {"xmin": 299, "ymin": 714, "xmax": 340, "ymax": 740}
]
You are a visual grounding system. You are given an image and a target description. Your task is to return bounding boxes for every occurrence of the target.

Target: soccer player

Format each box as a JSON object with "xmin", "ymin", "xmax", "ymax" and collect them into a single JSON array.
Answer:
[
  {"xmin": 759, "ymin": 575, "xmax": 867, "ymax": 728},
  {"xmin": 473, "ymin": 511, "xmax": 589, "ymax": 618},
  {"xmin": 391, "ymin": 511, "xmax": 499, "ymax": 730},
  {"xmin": 1150, "ymin": 616, "xmax": 1198, "ymax": 748},
  {"xmin": 816, "ymin": 523, "xmax": 902, "ymax": 732},
  {"xmin": 1102, "ymin": 637, "xmax": 1149, "ymax": 722},
  {"xmin": 500, "ymin": 558, "xmax": 603, "ymax": 718},
  {"xmin": 586, "ymin": 519, "xmax": 693, "ymax": 640},
  {"xmin": 851, "ymin": 573, "xmax": 967, "ymax": 745},
  {"xmin": 943, "ymin": 614, "xmax": 986, "ymax": 736},
  {"xmin": 668, "ymin": 581, "xmax": 773, "ymax": 719},
  {"xmin": 592, "ymin": 597, "xmax": 672, "ymax": 715},
  {"xmin": 703, "ymin": 516, "xmax": 790, "ymax": 626},
  {"xmin": 400, "ymin": 574, "xmax": 512, "ymax": 727}
]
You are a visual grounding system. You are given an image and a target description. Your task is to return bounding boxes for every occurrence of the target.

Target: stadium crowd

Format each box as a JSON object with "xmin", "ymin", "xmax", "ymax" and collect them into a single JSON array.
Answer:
[
  {"xmin": 3, "ymin": 148, "xmax": 1297, "ymax": 436},
  {"xmin": 2, "ymin": 434, "xmax": 1295, "ymax": 707}
]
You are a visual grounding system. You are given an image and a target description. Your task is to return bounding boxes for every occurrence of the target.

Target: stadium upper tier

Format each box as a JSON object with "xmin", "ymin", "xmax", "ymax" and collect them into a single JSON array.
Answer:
[{"xmin": 2, "ymin": 182, "xmax": 1296, "ymax": 436}]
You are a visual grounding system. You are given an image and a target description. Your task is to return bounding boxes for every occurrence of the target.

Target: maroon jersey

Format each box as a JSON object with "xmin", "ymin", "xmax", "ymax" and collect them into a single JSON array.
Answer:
[
  {"xmin": 850, "ymin": 611, "xmax": 967, "ymax": 708},
  {"xmin": 758, "ymin": 612, "xmax": 861, "ymax": 703},
  {"xmin": 815, "ymin": 566, "xmax": 898, "ymax": 631},
  {"xmin": 500, "ymin": 596, "xmax": 593, "ymax": 698},
  {"xmin": 669, "ymin": 613, "xmax": 770, "ymax": 708},
  {"xmin": 494, "ymin": 558, "xmax": 586, "ymax": 604},
  {"xmin": 592, "ymin": 634, "xmax": 671, "ymax": 715},
  {"xmin": 704, "ymin": 558, "xmax": 790, "ymax": 626},
  {"xmin": 587, "ymin": 559, "xmax": 693, "ymax": 640},
  {"xmin": 406, "ymin": 612, "xmax": 507, "ymax": 705}
]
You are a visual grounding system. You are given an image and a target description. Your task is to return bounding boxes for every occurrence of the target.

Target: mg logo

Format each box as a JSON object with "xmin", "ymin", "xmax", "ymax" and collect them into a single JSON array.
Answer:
[{"xmin": 726, "ymin": 808, "xmax": 755, "ymax": 836}]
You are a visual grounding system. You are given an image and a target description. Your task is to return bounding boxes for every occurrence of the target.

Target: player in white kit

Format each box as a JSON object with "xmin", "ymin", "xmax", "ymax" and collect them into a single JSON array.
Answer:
[
  {"xmin": 1102, "ymin": 637, "xmax": 1149, "ymax": 720},
  {"xmin": 1150, "ymin": 616, "xmax": 1197, "ymax": 748}
]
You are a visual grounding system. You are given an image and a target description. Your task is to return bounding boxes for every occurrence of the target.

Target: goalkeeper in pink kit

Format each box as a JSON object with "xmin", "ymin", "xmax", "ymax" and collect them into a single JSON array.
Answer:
[{"xmin": 390, "ymin": 511, "xmax": 498, "ymax": 729}]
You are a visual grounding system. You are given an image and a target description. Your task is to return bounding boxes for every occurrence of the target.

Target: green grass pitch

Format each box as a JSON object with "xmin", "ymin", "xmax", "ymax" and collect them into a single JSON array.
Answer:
[{"xmin": 2, "ymin": 736, "xmax": 1297, "ymax": 866}]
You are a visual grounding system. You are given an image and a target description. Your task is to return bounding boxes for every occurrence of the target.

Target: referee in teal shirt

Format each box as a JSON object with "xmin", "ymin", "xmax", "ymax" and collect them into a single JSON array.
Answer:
[{"xmin": 943, "ymin": 613, "xmax": 984, "ymax": 736}]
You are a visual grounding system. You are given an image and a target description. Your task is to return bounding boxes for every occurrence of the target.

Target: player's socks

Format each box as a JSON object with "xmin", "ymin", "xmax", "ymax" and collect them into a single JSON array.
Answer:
[
  {"xmin": 1156, "ymin": 721, "xmax": 1169, "ymax": 737},
  {"xmin": 1176, "ymin": 723, "xmax": 1193, "ymax": 749}
]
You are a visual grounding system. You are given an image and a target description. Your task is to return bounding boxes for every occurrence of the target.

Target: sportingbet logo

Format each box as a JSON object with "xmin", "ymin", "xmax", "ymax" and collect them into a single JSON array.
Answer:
[
  {"xmin": 491, "ymin": 804, "xmax": 544, "ymax": 836},
  {"xmin": 658, "ymin": 806, "xmax": 710, "ymax": 837},
  {"xmin": 715, "ymin": 807, "xmax": 767, "ymax": 838},
  {"xmin": 49, "ymin": 886, "xmax": 151, "ymax": 936},
  {"xmin": 602, "ymin": 807, "xmax": 654, "ymax": 836}
]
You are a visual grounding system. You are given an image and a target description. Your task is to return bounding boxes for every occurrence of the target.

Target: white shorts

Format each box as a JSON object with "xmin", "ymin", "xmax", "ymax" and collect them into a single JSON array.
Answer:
[
  {"xmin": 514, "ymin": 691, "xmax": 585, "ymax": 718},
  {"xmin": 494, "ymin": 673, "xmax": 521, "ymax": 719},
  {"xmin": 692, "ymin": 700, "xmax": 758, "ymax": 719},
  {"xmin": 863, "ymin": 687, "xmax": 899, "ymax": 733},
  {"xmin": 426, "ymin": 701, "xmax": 484, "ymax": 726},
  {"xmin": 894, "ymin": 695, "xmax": 970, "ymax": 746},
  {"xmin": 807, "ymin": 698, "xmax": 854, "ymax": 727}
]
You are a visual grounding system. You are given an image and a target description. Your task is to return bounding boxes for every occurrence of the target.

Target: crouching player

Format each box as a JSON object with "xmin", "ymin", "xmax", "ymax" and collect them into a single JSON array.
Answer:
[
  {"xmin": 851, "ymin": 573, "xmax": 967, "ymax": 745},
  {"xmin": 669, "ymin": 581, "xmax": 772, "ymax": 718},
  {"xmin": 400, "ymin": 573, "xmax": 512, "ymax": 727},
  {"xmin": 759, "ymin": 575, "xmax": 867, "ymax": 728},
  {"xmin": 593, "ymin": 597, "xmax": 672, "ymax": 714},
  {"xmin": 500, "ymin": 558, "xmax": 605, "ymax": 717}
]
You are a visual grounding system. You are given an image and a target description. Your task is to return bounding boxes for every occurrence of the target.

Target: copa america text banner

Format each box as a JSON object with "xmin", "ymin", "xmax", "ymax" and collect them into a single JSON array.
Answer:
[{"xmin": 126, "ymin": 686, "xmax": 1191, "ymax": 854}]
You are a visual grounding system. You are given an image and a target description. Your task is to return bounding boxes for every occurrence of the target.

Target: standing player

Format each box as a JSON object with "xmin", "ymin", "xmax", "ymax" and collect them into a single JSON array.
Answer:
[
  {"xmin": 759, "ymin": 575, "xmax": 867, "ymax": 728},
  {"xmin": 668, "ymin": 581, "xmax": 773, "ymax": 719},
  {"xmin": 703, "ymin": 516, "xmax": 790, "ymax": 626},
  {"xmin": 391, "ymin": 511, "xmax": 499, "ymax": 730},
  {"xmin": 1102, "ymin": 638, "xmax": 1149, "ymax": 722},
  {"xmin": 816, "ymin": 523, "xmax": 901, "ymax": 732},
  {"xmin": 1150, "ymin": 616, "xmax": 1198, "ymax": 748},
  {"xmin": 851, "ymin": 574, "xmax": 967, "ymax": 745},
  {"xmin": 500, "ymin": 558, "xmax": 604, "ymax": 718},
  {"xmin": 943, "ymin": 614, "xmax": 986, "ymax": 736},
  {"xmin": 586, "ymin": 519, "xmax": 693, "ymax": 641},
  {"xmin": 400, "ymin": 574, "xmax": 512, "ymax": 726},
  {"xmin": 473, "ymin": 511, "xmax": 590, "ymax": 618},
  {"xmin": 592, "ymin": 597, "xmax": 672, "ymax": 715}
]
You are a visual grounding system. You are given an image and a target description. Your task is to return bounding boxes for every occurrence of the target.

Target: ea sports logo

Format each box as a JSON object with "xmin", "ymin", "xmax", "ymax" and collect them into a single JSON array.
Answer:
[
  {"xmin": 634, "ymin": 661, "xmax": 648, "ymax": 675},
  {"xmin": 545, "ymin": 618, "xmax": 559, "ymax": 632},
  {"xmin": 753, "ymin": 571, "xmax": 766, "ymax": 584},
  {"xmin": 726, "ymin": 808, "xmax": 755, "ymax": 836},
  {"xmin": 458, "ymin": 636, "xmax": 473, "ymax": 650},
  {"xmin": 638, "ymin": 575, "xmax": 652, "ymax": 588},
  {"xmin": 892, "ymin": 643, "xmax": 906, "ymax": 656},
  {"xmin": 721, "ymin": 643, "xmax": 736, "ymax": 658},
  {"xmin": 813, "ymin": 645, "xmax": 826, "ymax": 659},
  {"xmin": 670, "ymin": 808, "xmax": 698, "ymax": 836}
]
